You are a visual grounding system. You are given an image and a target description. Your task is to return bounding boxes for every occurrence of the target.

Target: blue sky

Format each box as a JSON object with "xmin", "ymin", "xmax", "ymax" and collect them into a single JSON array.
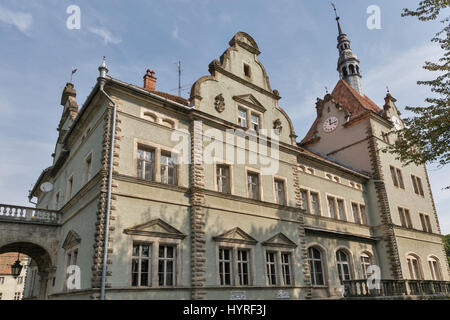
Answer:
[{"xmin": 0, "ymin": 0, "xmax": 448, "ymax": 233}]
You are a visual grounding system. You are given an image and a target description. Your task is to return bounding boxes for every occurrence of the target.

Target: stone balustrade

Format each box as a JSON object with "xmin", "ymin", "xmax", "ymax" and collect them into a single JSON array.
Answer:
[
  {"xmin": 343, "ymin": 279, "xmax": 450, "ymax": 298},
  {"xmin": 0, "ymin": 204, "xmax": 60, "ymax": 224}
]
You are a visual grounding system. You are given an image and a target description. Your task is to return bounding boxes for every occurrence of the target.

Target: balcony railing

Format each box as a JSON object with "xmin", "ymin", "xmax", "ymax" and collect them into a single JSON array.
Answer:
[
  {"xmin": 0, "ymin": 204, "xmax": 60, "ymax": 224},
  {"xmin": 343, "ymin": 279, "xmax": 450, "ymax": 298}
]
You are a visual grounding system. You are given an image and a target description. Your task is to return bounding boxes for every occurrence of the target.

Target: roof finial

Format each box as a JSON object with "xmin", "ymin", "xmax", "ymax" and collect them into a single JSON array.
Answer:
[
  {"xmin": 331, "ymin": 2, "xmax": 343, "ymax": 35},
  {"xmin": 325, "ymin": 86, "xmax": 329, "ymax": 94},
  {"xmin": 386, "ymin": 85, "xmax": 390, "ymax": 94},
  {"xmin": 98, "ymin": 56, "xmax": 109, "ymax": 78}
]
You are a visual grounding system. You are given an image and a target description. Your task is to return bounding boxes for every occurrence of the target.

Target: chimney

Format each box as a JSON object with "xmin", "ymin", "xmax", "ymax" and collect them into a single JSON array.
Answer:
[{"xmin": 143, "ymin": 69, "xmax": 157, "ymax": 91}]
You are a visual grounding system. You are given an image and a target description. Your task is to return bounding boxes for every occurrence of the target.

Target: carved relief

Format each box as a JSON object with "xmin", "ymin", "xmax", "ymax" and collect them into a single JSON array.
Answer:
[
  {"xmin": 214, "ymin": 93, "xmax": 225, "ymax": 113},
  {"xmin": 273, "ymin": 119, "xmax": 282, "ymax": 134}
]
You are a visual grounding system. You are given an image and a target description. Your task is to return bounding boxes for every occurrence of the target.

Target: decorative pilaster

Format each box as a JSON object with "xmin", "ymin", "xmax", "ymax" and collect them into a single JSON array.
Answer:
[
  {"xmin": 366, "ymin": 123, "xmax": 403, "ymax": 279},
  {"xmin": 90, "ymin": 103, "xmax": 119, "ymax": 299},
  {"xmin": 189, "ymin": 119, "xmax": 207, "ymax": 299},
  {"xmin": 292, "ymin": 163, "xmax": 312, "ymax": 299}
]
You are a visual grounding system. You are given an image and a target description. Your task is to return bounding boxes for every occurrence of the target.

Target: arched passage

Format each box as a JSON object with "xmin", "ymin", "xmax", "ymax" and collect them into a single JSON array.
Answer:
[{"xmin": 0, "ymin": 242, "xmax": 54, "ymax": 299}]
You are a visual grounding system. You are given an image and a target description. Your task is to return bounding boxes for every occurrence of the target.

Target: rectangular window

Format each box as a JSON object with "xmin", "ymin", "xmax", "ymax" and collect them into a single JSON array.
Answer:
[
  {"xmin": 328, "ymin": 196, "xmax": 337, "ymax": 219},
  {"xmin": 55, "ymin": 192, "xmax": 60, "ymax": 210},
  {"xmin": 274, "ymin": 179, "xmax": 286, "ymax": 206},
  {"xmin": 66, "ymin": 175, "xmax": 73, "ymax": 200},
  {"xmin": 352, "ymin": 203, "xmax": 360, "ymax": 224},
  {"xmin": 396, "ymin": 168, "xmax": 405, "ymax": 189},
  {"xmin": 250, "ymin": 114, "xmax": 260, "ymax": 131},
  {"xmin": 266, "ymin": 252, "xmax": 277, "ymax": 285},
  {"xmin": 0, "ymin": 277, "xmax": 4, "ymax": 285},
  {"xmin": 411, "ymin": 175, "xmax": 424, "ymax": 196},
  {"xmin": 161, "ymin": 152, "xmax": 177, "ymax": 185},
  {"xmin": 237, "ymin": 250, "xmax": 250, "ymax": 286},
  {"xmin": 419, "ymin": 213, "xmax": 432, "ymax": 233},
  {"xmin": 300, "ymin": 189, "xmax": 309, "ymax": 211},
  {"xmin": 337, "ymin": 199, "xmax": 346, "ymax": 221},
  {"xmin": 14, "ymin": 292, "xmax": 21, "ymax": 300},
  {"xmin": 398, "ymin": 207, "xmax": 412, "ymax": 228},
  {"xmin": 247, "ymin": 172, "xmax": 259, "ymax": 200},
  {"xmin": 310, "ymin": 192, "xmax": 320, "ymax": 215},
  {"xmin": 131, "ymin": 243, "xmax": 151, "ymax": 287},
  {"xmin": 83, "ymin": 153, "xmax": 92, "ymax": 183},
  {"xmin": 158, "ymin": 245, "xmax": 175, "ymax": 286},
  {"xmin": 243, "ymin": 63, "xmax": 251, "ymax": 78},
  {"xmin": 390, "ymin": 166, "xmax": 398, "ymax": 187},
  {"xmin": 281, "ymin": 253, "xmax": 292, "ymax": 286},
  {"xmin": 137, "ymin": 147, "xmax": 155, "ymax": 181},
  {"xmin": 360, "ymin": 205, "xmax": 368, "ymax": 225},
  {"xmin": 381, "ymin": 131, "xmax": 390, "ymax": 144},
  {"xmin": 219, "ymin": 248, "xmax": 232, "ymax": 286},
  {"xmin": 216, "ymin": 165, "xmax": 230, "ymax": 194},
  {"xmin": 17, "ymin": 276, "xmax": 23, "ymax": 284},
  {"xmin": 238, "ymin": 108, "xmax": 247, "ymax": 128}
]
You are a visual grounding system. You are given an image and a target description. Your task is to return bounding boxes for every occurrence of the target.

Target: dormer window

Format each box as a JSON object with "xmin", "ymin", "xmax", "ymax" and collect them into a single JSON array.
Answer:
[{"xmin": 243, "ymin": 63, "xmax": 251, "ymax": 78}]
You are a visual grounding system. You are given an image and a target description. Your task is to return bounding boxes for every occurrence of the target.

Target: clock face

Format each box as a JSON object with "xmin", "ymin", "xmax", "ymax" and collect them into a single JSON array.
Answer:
[
  {"xmin": 391, "ymin": 116, "xmax": 402, "ymax": 130},
  {"xmin": 323, "ymin": 116, "xmax": 339, "ymax": 133}
]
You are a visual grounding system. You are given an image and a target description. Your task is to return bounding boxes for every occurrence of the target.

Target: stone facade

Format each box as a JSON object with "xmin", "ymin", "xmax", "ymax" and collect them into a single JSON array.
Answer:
[{"xmin": 10, "ymin": 30, "xmax": 448, "ymax": 300}]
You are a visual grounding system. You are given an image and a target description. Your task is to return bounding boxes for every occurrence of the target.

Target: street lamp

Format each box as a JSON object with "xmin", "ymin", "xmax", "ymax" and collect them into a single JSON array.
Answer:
[{"xmin": 11, "ymin": 252, "xmax": 23, "ymax": 278}]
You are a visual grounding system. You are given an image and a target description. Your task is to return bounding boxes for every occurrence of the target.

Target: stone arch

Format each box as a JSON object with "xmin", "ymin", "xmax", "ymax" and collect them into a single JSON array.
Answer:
[
  {"xmin": 349, "ymin": 64, "xmax": 355, "ymax": 74},
  {"xmin": 0, "ymin": 241, "xmax": 55, "ymax": 299}
]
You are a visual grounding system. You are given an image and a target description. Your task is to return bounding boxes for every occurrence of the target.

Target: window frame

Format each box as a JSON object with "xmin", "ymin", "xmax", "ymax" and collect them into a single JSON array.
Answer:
[
  {"xmin": 411, "ymin": 174, "xmax": 424, "ymax": 197},
  {"xmin": 215, "ymin": 163, "xmax": 232, "ymax": 195},
  {"xmin": 299, "ymin": 186, "xmax": 321, "ymax": 216},
  {"xmin": 246, "ymin": 169, "xmax": 262, "ymax": 201},
  {"xmin": 326, "ymin": 194, "xmax": 347, "ymax": 221},
  {"xmin": 336, "ymin": 249, "xmax": 353, "ymax": 284},
  {"xmin": 398, "ymin": 207, "xmax": 413, "ymax": 229},
  {"xmin": 273, "ymin": 177, "xmax": 287, "ymax": 206},
  {"xmin": 308, "ymin": 246, "xmax": 326, "ymax": 286},
  {"xmin": 216, "ymin": 244, "xmax": 255, "ymax": 287}
]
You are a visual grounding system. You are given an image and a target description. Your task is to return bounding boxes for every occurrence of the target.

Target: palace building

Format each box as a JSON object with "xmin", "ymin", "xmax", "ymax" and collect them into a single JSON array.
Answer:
[{"xmin": 6, "ymin": 17, "xmax": 448, "ymax": 300}]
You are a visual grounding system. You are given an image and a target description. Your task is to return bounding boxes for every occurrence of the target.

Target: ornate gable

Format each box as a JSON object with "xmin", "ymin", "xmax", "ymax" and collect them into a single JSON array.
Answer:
[
  {"xmin": 262, "ymin": 233, "xmax": 297, "ymax": 248},
  {"xmin": 124, "ymin": 219, "xmax": 186, "ymax": 239},
  {"xmin": 213, "ymin": 227, "xmax": 257, "ymax": 245},
  {"xmin": 62, "ymin": 230, "xmax": 81, "ymax": 250}
]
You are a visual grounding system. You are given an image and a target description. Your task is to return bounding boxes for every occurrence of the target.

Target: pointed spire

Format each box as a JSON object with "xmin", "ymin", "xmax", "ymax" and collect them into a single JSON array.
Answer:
[
  {"xmin": 332, "ymin": 4, "xmax": 363, "ymax": 95},
  {"xmin": 331, "ymin": 3, "xmax": 343, "ymax": 35}
]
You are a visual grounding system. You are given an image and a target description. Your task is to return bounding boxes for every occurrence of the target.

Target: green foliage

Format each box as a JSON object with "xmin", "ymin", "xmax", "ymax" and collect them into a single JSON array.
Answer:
[
  {"xmin": 386, "ymin": 1, "xmax": 450, "ymax": 177},
  {"xmin": 444, "ymin": 234, "xmax": 450, "ymax": 265}
]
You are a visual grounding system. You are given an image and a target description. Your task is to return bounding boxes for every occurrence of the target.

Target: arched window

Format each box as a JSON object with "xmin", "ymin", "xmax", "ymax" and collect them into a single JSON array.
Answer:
[
  {"xmin": 342, "ymin": 66, "xmax": 348, "ymax": 77},
  {"xmin": 360, "ymin": 252, "xmax": 373, "ymax": 279},
  {"xmin": 308, "ymin": 247, "xmax": 325, "ymax": 286},
  {"xmin": 349, "ymin": 64, "xmax": 355, "ymax": 74},
  {"xmin": 355, "ymin": 65, "xmax": 360, "ymax": 74},
  {"xmin": 406, "ymin": 254, "xmax": 423, "ymax": 280},
  {"xmin": 336, "ymin": 250, "xmax": 351, "ymax": 283},
  {"xmin": 428, "ymin": 257, "xmax": 442, "ymax": 280}
]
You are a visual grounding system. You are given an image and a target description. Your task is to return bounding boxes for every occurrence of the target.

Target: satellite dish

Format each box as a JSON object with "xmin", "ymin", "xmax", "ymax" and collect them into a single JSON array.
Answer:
[{"xmin": 40, "ymin": 182, "xmax": 54, "ymax": 192}]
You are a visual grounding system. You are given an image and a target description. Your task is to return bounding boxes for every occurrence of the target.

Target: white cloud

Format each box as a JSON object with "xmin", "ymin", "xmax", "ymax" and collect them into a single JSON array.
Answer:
[
  {"xmin": 88, "ymin": 26, "xmax": 122, "ymax": 45},
  {"xmin": 0, "ymin": 5, "xmax": 33, "ymax": 35}
]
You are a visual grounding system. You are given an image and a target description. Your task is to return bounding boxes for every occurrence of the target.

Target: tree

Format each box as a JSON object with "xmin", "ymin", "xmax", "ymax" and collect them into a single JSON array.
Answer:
[
  {"xmin": 444, "ymin": 234, "xmax": 450, "ymax": 266},
  {"xmin": 386, "ymin": 0, "xmax": 449, "ymax": 179}
]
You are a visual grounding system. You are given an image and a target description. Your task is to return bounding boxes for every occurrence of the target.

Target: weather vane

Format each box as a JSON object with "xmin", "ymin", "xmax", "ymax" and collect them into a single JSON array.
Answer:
[
  {"xmin": 331, "ymin": 2, "xmax": 339, "ymax": 21},
  {"xmin": 386, "ymin": 85, "xmax": 390, "ymax": 93},
  {"xmin": 70, "ymin": 67, "xmax": 78, "ymax": 83}
]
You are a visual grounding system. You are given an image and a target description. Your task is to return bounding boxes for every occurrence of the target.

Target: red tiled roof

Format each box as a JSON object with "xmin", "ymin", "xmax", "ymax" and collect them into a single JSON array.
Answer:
[
  {"xmin": 0, "ymin": 253, "xmax": 18, "ymax": 275},
  {"xmin": 300, "ymin": 80, "xmax": 382, "ymax": 145}
]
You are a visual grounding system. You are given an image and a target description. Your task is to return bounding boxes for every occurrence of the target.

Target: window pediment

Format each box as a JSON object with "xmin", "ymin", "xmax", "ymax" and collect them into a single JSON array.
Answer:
[
  {"xmin": 262, "ymin": 233, "xmax": 297, "ymax": 248},
  {"xmin": 233, "ymin": 94, "xmax": 266, "ymax": 113},
  {"xmin": 62, "ymin": 230, "xmax": 81, "ymax": 250},
  {"xmin": 124, "ymin": 218, "xmax": 186, "ymax": 239},
  {"xmin": 213, "ymin": 227, "xmax": 257, "ymax": 245}
]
